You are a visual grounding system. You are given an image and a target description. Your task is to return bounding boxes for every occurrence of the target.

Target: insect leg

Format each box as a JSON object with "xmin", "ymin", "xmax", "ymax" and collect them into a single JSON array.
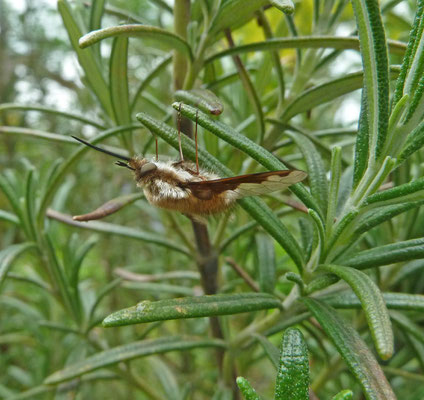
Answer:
[
  {"xmin": 177, "ymin": 102, "xmax": 184, "ymax": 162},
  {"xmin": 195, "ymin": 109, "xmax": 199, "ymax": 175}
]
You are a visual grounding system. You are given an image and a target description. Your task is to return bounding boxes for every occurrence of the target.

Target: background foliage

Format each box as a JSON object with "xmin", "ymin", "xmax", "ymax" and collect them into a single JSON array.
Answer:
[{"xmin": 1, "ymin": 0, "xmax": 424, "ymax": 399}]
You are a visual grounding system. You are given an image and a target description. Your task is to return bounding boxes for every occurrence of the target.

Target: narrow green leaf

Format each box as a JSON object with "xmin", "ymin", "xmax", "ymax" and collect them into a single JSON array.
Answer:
[
  {"xmin": 298, "ymin": 217, "xmax": 313, "ymax": 262},
  {"xmin": 345, "ymin": 238, "xmax": 424, "ymax": 269},
  {"xmin": 38, "ymin": 321, "xmax": 80, "ymax": 335},
  {"xmin": 0, "ymin": 103, "xmax": 106, "ymax": 129},
  {"xmin": 0, "ymin": 210, "xmax": 19, "ymax": 225},
  {"xmin": 355, "ymin": 201, "xmax": 424, "ymax": 235},
  {"xmin": 205, "ymin": 67, "xmax": 258, "ymax": 91},
  {"xmin": 364, "ymin": 177, "xmax": 424, "ymax": 205},
  {"xmin": 69, "ymin": 237, "xmax": 97, "ymax": 287},
  {"xmin": 44, "ymin": 336, "xmax": 226, "ymax": 384},
  {"xmin": 264, "ymin": 312, "xmax": 312, "ymax": 337},
  {"xmin": 275, "ymin": 328, "xmax": 309, "ymax": 400},
  {"xmin": 383, "ymin": 366, "xmax": 424, "ymax": 383},
  {"xmin": 285, "ymin": 272, "xmax": 305, "ymax": 293},
  {"xmin": 7, "ymin": 386, "xmax": 53, "ymax": 400},
  {"xmin": 281, "ymin": 67, "xmax": 399, "ymax": 122},
  {"xmin": 323, "ymin": 291, "xmax": 424, "ymax": 312},
  {"xmin": 332, "ymin": 389, "xmax": 353, "ymax": 400},
  {"xmin": 79, "ymin": 24, "xmax": 193, "ymax": 61},
  {"xmin": 270, "ymin": 0, "xmax": 295, "ymax": 15},
  {"xmin": 354, "ymin": 156, "xmax": 396, "ymax": 204},
  {"xmin": 89, "ymin": 0, "xmax": 105, "ymax": 31},
  {"xmin": 387, "ymin": 94, "xmax": 409, "ymax": 135},
  {"xmin": 205, "ymin": 37, "xmax": 406, "ymax": 64},
  {"xmin": 392, "ymin": 259, "xmax": 424, "ymax": 284},
  {"xmin": 174, "ymin": 89, "xmax": 224, "ymax": 115},
  {"xmin": 222, "ymin": 39, "xmax": 265, "ymax": 142},
  {"xmin": 240, "ymin": 198, "xmax": 305, "ymax": 271},
  {"xmin": 392, "ymin": 0, "xmax": 424, "ymax": 104},
  {"xmin": 47, "ymin": 209, "xmax": 189, "ymax": 256},
  {"xmin": 88, "ymin": 0, "xmax": 105, "ymax": 60},
  {"xmin": 149, "ymin": 357, "xmax": 181, "ymax": 400},
  {"xmin": 24, "ymin": 168, "xmax": 37, "ymax": 241},
  {"xmin": 256, "ymin": 10, "xmax": 285, "ymax": 108},
  {"xmin": 403, "ymin": 73, "xmax": 424, "ymax": 126},
  {"xmin": 131, "ymin": 55, "xmax": 172, "ymax": 111},
  {"xmin": 390, "ymin": 311, "xmax": 424, "ymax": 343},
  {"xmin": 351, "ymin": 0, "xmax": 390, "ymax": 159},
  {"xmin": 136, "ymin": 112, "xmax": 305, "ymax": 270},
  {"xmin": 58, "ymin": 0, "xmax": 113, "ymax": 116},
  {"xmin": 397, "ymin": 120, "xmax": 424, "ymax": 164},
  {"xmin": 275, "ymin": 126, "xmax": 337, "ymax": 160},
  {"xmin": 320, "ymin": 264, "xmax": 394, "ymax": 360},
  {"xmin": 285, "ymin": 131, "xmax": 328, "ymax": 212},
  {"xmin": 209, "ymin": 0, "xmax": 268, "ymax": 35},
  {"xmin": 303, "ymin": 298, "xmax": 396, "ymax": 400},
  {"xmin": 406, "ymin": 332, "xmax": 424, "ymax": 370},
  {"xmin": 110, "ymin": 36, "xmax": 131, "ymax": 125},
  {"xmin": 353, "ymin": 89, "xmax": 369, "ymax": 187},
  {"xmin": 255, "ymin": 233, "xmax": 276, "ymax": 293},
  {"xmin": 0, "ymin": 173, "xmax": 25, "ymax": 226},
  {"xmin": 254, "ymin": 334, "xmax": 279, "ymax": 369},
  {"xmin": 236, "ymin": 377, "xmax": 261, "ymax": 400},
  {"xmin": 97, "ymin": 2, "xmax": 147, "ymax": 24},
  {"xmin": 326, "ymin": 205, "xmax": 356, "ymax": 252},
  {"xmin": 402, "ymin": 9, "xmax": 424, "ymax": 103},
  {"xmin": 327, "ymin": 147, "xmax": 342, "ymax": 232},
  {"xmin": 219, "ymin": 217, "xmax": 267, "ymax": 252},
  {"xmin": 169, "ymin": 103, "xmax": 320, "ymax": 215},
  {"xmin": 5, "ymin": 273, "xmax": 49, "ymax": 291},
  {"xmin": 309, "ymin": 209, "xmax": 325, "ymax": 261},
  {"xmin": 304, "ymin": 274, "xmax": 339, "ymax": 295},
  {"xmin": 44, "ymin": 233, "xmax": 79, "ymax": 320},
  {"xmin": 0, "ymin": 126, "xmax": 86, "ymax": 144},
  {"xmin": 122, "ymin": 281, "xmax": 196, "ymax": 296},
  {"xmin": 0, "ymin": 243, "xmax": 36, "ymax": 290},
  {"xmin": 0, "ymin": 296, "xmax": 44, "ymax": 320},
  {"xmin": 10, "ymin": 372, "xmax": 118, "ymax": 400},
  {"xmin": 103, "ymin": 293, "xmax": 282, "ymax": 327}
]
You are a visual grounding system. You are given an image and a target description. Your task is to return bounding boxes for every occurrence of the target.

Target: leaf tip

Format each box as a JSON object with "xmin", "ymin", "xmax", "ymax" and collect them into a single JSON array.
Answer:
[{"xmin": 102, "ymin": 314, "xmax": 115, "ymax": 327}]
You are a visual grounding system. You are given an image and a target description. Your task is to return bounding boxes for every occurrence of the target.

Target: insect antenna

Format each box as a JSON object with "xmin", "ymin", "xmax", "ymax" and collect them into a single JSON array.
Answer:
[
  {"xmin": 115, "ymin": 161, "xmax": 135, "ymax": 170},
  {"xmin": 177, "ymin": 102, "xmax": 184, "ymax": 162},
  {"xmin": 72, "ymin": 136, "xmax": 131, "ymax": 162},
  {"xmin": 195, "ymin": 109, "xmax": 199, "ymax": 175}
]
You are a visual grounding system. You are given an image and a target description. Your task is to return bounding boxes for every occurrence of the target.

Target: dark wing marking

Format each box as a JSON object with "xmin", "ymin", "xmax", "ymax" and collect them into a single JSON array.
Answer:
[{"xmin": 183, "ymin": 170, "xmax": 307, "ymax": 200}]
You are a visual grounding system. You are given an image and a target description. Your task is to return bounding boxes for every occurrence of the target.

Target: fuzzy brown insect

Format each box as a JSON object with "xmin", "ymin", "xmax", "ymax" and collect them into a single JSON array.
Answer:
[{"xmin": 71, "ymin": 112, "xmax": 306, "ymax": 219}]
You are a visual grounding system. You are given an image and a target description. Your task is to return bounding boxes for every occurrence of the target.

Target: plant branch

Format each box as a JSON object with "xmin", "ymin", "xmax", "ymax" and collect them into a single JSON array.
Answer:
[
  {"xmin": 174, "ymin": 0, "xmax": 225, "ymax": 371},
  {"xmin": 225, "ymin": 257, "xmax": 260, "ymax": 292}
]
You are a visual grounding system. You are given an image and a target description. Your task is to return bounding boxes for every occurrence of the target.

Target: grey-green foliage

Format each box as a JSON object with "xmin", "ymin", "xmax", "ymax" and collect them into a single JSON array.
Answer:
[
  {"xmin": 0, "ymin": 0, "xmax": 423, "ymax": 399},
  {"xmin": 238, "ymin": 328, "xmax": 352, "ymax": 400}
]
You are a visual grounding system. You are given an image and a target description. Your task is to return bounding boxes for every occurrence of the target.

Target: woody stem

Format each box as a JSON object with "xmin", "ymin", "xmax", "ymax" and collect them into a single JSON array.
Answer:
[{"xmin": 173, "ymin": 0, "xmax": 226, "ymax": 373}]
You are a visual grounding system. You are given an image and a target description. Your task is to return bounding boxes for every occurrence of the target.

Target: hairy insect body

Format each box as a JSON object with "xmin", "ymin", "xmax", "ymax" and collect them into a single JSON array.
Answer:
[
  {"xmin": 129, "ymin": 158, "xmax": 237, "ymax": 215},
  {"xmin": 71, "ymin": 136, "xmax": 307, "ymax": 220}
]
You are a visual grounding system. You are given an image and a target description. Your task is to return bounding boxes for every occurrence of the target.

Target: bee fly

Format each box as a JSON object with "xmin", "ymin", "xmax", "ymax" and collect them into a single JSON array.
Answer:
[{"xmin": 72, "ymin": 108, "xmax": 307, "ymax": 219}]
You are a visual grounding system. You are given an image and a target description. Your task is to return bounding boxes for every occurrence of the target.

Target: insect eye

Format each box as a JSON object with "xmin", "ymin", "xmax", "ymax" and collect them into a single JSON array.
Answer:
[{"xmin": 139, "ymin": 162, "xmax": 157, "ymax": 176}]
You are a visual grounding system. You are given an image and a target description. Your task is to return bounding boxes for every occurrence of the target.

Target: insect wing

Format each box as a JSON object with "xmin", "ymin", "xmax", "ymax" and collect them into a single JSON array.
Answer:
[{"xmin": 185, "ymin": 170, "xmax": 307, "ymax": 200}]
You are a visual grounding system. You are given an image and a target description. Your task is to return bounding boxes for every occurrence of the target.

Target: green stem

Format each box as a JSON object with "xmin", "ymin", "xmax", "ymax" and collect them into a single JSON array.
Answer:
[
  {"xmin": 224, "ymin": 29, "xmax": 265, "ymax": 143},
  {"xmin": 174, "ymin": 0, "xmax": 226, "ymax": 375},
  {"xmin": 256, "ymin": 10, "xmax": 285, "ymax": 113},
  {"xmin": 173, "ymin": 0, "xmax": 190, "ymax": 90},
  {"xmin": 183, "ymin": 17, "xmax": 211, "ymax": 90}
]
